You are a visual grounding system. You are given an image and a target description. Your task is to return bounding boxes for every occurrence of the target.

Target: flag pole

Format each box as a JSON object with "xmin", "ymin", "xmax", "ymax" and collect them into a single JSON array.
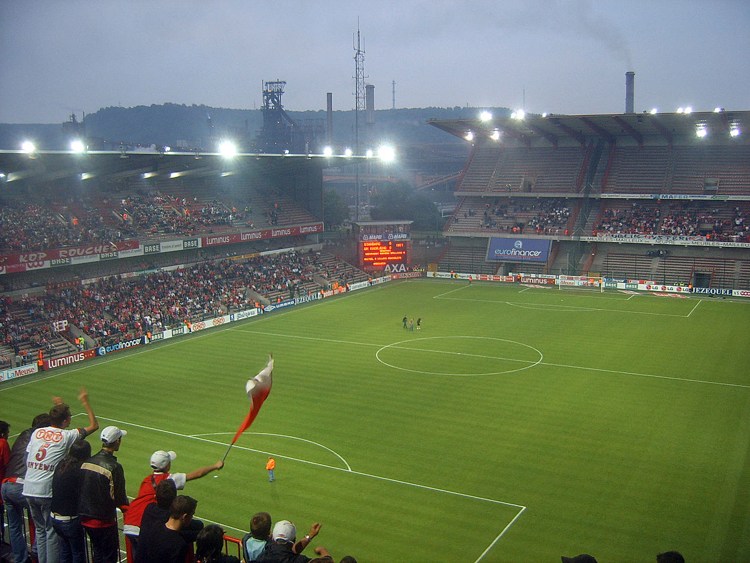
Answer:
[{"xmin": 221, "ymin": 442, "xmax": 234, "ymax": 463}]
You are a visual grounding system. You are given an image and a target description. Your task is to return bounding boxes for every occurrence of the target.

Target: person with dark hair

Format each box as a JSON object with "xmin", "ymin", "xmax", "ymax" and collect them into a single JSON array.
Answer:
[
  {"xmin": 1, "ymin": 412, "xmax": 50, "ymax": 563},
  {"xmin": 195, "ymin": 524, "xmax": 240, "ymax": 563},
  {"xmin": 50, "ymin": 439, "xmax": 91, "ymax": 563},
  {"xmin": 243, "ymin": 511, "xmax": 272, "ymax": 561},
  {"xmin": 339, "ymin": 557, "xmax": 358, "ymax": 563},
  {"xmin": 124, "ymin": 448, "xmax": 222, "ymax": 551},
  {"xmin": 656, "ymin": 551, "xmax": 685, "ymax": 563},
  {"xmin": 136, "ymin": 495, "xmax": 198, "ymax": 563},
  {"xmin": 79, "ymin": 425, "xmax": 128, "ymax": 563},
  {"xmin": 23, "ymin": 389, "xmax": 98, "ymax": 563}
]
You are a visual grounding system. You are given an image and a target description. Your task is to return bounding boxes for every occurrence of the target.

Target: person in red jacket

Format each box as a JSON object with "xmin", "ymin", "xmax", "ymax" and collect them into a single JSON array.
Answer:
[{"xmin": 123, "ymin": 449, "xmax": 223, "ymax": 555}]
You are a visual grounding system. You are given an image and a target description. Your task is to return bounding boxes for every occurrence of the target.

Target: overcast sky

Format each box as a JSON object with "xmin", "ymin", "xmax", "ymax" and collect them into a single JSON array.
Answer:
[{"xmin": 1, "ymin": 0, "xmax": 748, "ymax": 123}]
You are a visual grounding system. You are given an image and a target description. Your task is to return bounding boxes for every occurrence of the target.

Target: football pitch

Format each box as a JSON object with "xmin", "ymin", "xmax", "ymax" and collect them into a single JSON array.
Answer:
[{"xmin": 3, "ymin": 279, "xmax": 750, "ymax": 562}]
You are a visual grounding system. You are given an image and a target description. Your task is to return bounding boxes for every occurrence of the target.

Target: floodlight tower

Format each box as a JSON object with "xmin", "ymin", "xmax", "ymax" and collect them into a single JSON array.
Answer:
[{"xmin": 353, "ymin": 22, "xmax": 368, "ymax": 220}]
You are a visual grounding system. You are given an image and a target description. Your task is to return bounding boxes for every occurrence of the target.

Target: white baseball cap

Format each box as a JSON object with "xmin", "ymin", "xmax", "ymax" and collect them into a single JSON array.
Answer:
[
  {"xmin": 150, "ymin": 450, "xmax": 177, "ymax": 471},
  {"xmin": 272, "ymin": 520, "xmax": 296, "ymax": 543},
  {"xmin": 100, "ymin": 426, "xmax": 127, "ymax": 444}
]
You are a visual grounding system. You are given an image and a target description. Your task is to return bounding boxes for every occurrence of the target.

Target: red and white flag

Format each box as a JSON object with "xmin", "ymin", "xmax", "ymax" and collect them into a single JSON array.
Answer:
[{"xmin": 230, "ymin": 354, "xmax": 273, "ymax": 445}]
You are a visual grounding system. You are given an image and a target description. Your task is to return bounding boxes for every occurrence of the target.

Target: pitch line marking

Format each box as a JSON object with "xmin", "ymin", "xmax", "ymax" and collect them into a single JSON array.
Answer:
[
  {"xmin": 90, "ymin": 414, "xmax": 527, "ymax": 557},
  {"xmin": 435, "ymin": 295, "xmax": 695, "ymax": 317},
  {"xmin": 687, "ymin": 299, "xmax": 702, "ymax": 317},
  {"xmin": 191, "ymin": 431, "xmax": 352, "ymax": 471}
]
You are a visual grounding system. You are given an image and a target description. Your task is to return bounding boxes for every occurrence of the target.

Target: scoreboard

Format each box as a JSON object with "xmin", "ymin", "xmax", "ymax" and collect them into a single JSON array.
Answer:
[
  {"xmin": 354, "ymin": 220, "xmax": 412, "ymax": 272},
  {"xmin": 360, "ymin": 239, "xmax": 409, "ymax": 269}
]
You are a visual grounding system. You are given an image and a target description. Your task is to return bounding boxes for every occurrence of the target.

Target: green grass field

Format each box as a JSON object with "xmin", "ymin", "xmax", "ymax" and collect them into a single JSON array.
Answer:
[{"xmin": 3, "ymin": 279, "xmax": 750, "ymax": 562}]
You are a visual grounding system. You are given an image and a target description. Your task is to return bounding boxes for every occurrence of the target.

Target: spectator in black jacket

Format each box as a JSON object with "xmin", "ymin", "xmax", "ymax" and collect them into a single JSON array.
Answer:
[
  {"xmin": 50, "ymin": 439, "xmax": 91, "ymax": 563},
  {"xmin": 79, "ymin": 426, "xmax": 129, "ymax": 563}
]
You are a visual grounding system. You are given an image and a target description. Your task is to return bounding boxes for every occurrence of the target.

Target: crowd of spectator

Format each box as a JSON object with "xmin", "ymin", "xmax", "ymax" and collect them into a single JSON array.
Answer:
[
  {"xmin": 0, "ymin": 189, "xmax": 304, "ymax": 255},
  {"xmin": 0, "ymin": 250, "xmax": 362, "ymax": 361},
  {"xmin": 594, "ymin": 203, "xmax": 750, "ymax": 242}
]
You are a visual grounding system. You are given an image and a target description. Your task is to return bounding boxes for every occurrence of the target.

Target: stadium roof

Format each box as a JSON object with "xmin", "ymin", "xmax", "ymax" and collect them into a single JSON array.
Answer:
[
  {"xmin": 0, "ymin": 150, "xmax": 362, "ymax": 186},
  {"xmin": 428, "ymin": 110, "xmax": 749, "ymax": 148}
]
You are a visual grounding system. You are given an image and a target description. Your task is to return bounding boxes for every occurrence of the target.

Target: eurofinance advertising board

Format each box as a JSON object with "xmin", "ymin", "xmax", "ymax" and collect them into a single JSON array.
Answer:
[{"xmin": 486, "ymin": 238, "xmax": 551, "ymax": 262}]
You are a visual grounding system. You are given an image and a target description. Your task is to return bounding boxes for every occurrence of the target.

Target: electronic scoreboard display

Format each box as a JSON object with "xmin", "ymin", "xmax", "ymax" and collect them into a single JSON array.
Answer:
[
  {"xmin": 360, "ymin": 239, "xmax": 409, "ymax": 269},
  {"xmin": 355, "ymin": 221, "xmax": 412, "ymax": 272}
]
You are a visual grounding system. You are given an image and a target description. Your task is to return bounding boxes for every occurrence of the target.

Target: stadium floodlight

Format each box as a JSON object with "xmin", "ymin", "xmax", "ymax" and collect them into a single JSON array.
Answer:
[
  {"xmin": 696, "ymin": 125, "xmax": 707, "ymax": 138},
  {"xmin": 377, "ymin": 145, "xmax": 396, "ymax": 163},
  {"xmin": 479, "ymin": 110, "xmax": 493, "ymax": 122},
  {"xmin": 730, "ymin": 125, "xmax": 741, "ymax": 137},
  {"xmin": 21, "ymin": 140, "xmax": 36, "ymax": 154},
  {"xmin": 344, "ymin": 147, "xmax": 353, "ymax": 158},
  {"xmin": 70, "ymin": 139, "xmax": 86, "ymax": 153},
  {"xmin": 541, "ymin": 112, "xmax": 548, "ymax": 118},
  {"xmin": 464, "ymin": 131, "xmax": 474, "ymax": 141},
  {"xmin": 323, "ymin": 146, "xmax": 334, "ymax": 157},
  {"xmin": 649, "ymin": 108, "xmax": 658, "ymax": 115},
  {"xmin": 164, "ymin": 146, "xmax": 171, "ymax": 152},
  {"xmin": 713, "ymin": 107, "xmax": 724, "ymax": 113},
  {"xmin": 490, "ymin": 130, "xmax": 501, "ymax": 141},
  {"xmin": 365, "ymin": 149, "xmax": 374, "ymax": 159},
  {"xmin": 218, "ymin": 140, "xmax": 238, "ymax": 158},
  {"xmin": 511, "ymin": 109, "xmax": 525, "ymax": 120},
  {"xmin": 684, "ymin": 106, "xmax": 693, "ymax": 114}
]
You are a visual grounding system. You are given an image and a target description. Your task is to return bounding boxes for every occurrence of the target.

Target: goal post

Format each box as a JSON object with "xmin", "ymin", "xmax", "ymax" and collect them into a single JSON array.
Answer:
[{"xmin": 558, "ymin": 275, "xmax": 604, "ymax": 292}]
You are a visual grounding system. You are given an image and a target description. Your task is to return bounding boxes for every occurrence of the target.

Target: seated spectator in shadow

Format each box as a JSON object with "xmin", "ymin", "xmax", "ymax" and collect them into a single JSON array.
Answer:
[
  {"xmin": 339, "ymin": 557, "xmax": 357, "ymax": 563},
  {"xmin": 256, "ymin": 520, "xmax": 333, "ymax": 562},
  {"xmin": 243, "ymin": 511, "xmax": 272, "ymax": 562},
  {"xmin": 561, "ymin": 555, "xmax": 598, "ymax": 563},
  {"xmin": 195, "ymin": 523, "xmax": 240, "ymax": 563},
  {"xmin": 136, "ymin": 495, "xmax": 198, "ymax": 563},
  {"xmin": 657, "ymin": 551, "xmax": 685, "ymax": 563},
  {"xmin": 50, "ymin": 439, "xmax": 91, "ymax": 563}
]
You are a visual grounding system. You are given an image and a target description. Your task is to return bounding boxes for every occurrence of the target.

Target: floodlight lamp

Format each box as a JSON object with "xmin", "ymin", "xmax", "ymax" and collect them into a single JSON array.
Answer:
[
  {"xmin": 696, "ymin": 126, "xmax": 707, "ymax": 138},
  {"xmin": 21, "ymin": 140, "xmax": 36, "ymax": 154},
  {"xmin": 164, "ymin": 146, "xmax": 171, "ymax": 152},
  {"xmin": 479, "ymin": 110, "xmax": 492, "ymax": 122},
  {"xmin": 541, "ymin": 112, "xmax": 548, "ymax": 118},
  {"xmin": 365, "ymin": 149, "xmax": 374, "ymax": 159},
  {"xmin": 377, "ymin": 145, "xmax": 396, "ymax": 163},
  {"xmin": 511, "ymin": 109, "xmax": 525, "ymax": 120},
  {"xmin": 730, "ymin": 125, "xmax": 740, "ymax": 138},
  {"xmin": 713, "ymin": 107, "xmax": 724, "ymax": 113},
  {"xmin": 70, "ymin": 139, "xmax": 86, "ymax": 153},
  {"xmin": 465, "ymin": 131, "xmax": 474, "ymax": 141},
  {"xmin": 684, "ymin": 106, "xmax": 693, "ymax": 114},
  {"xmin": 490, "ymin": 130, "xmax": 501, "ymax": 141},
  {"xmin": 323, "ymin": 146, "xmax": 334, "ymax": 157},
  {"xmin": 218, "ymin": 140, "xmax": 238, "ymax": 158},
  {"xmin": 649, "ymin": 108, "xmax": 658, "ymax": 115},
  {"xmin": 676, "ymin": 107, "xmax": 684, "ymax": 114},
  {"xmin": 344, "ymin": 147, "xmax": 353, "ymax": 157}
]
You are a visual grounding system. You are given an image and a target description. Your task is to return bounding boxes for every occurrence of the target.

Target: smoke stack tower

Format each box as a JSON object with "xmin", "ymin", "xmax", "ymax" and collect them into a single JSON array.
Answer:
[
  {"xmin": 326, "ymin": 92, "xmax": 333, "ymax": 146},
  {"xmin": 625, "ymin": 71, "xmax": 635, "ymax": 114}
]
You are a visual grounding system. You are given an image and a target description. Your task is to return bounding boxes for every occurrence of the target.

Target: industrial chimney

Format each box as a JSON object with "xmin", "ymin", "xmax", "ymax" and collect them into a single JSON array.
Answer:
[
  {"xmin": 326, "ymin": 92, "xmax": 333, "ymax": 146},
  {"xmin": 625, "ymin": 71, "xmax": 635, "ymax": 114},
  {"xmin": 365, "ymin": 84, "xmax": 375, "ymax": 125}
]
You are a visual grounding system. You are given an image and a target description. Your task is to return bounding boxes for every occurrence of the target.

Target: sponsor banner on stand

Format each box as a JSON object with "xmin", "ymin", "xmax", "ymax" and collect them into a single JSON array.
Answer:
[
  {"xmin": 486, "ymin": 238, "xmax": 551, "ymax": 262},
  {"xmin": 96, "ymin": 336, "xmax": 147, "ymax": 356},
  {"xmin": 693, "ymin": 287, "xmax": 734, "ymax": 296},
  {"xmin": 733, "ymin": 289, "xmax": 750, "ymax": 298},
  {"xmin": 0, "ymin": 363, "xmax": 39, "ymax": 383},
  {"xmin": 202, "ymin": 223, "xmax": 324, "ymax": 247},
  {"xmin": 642, "ymin": 284, "xmax": 691, "ymax": 293},
  {"xmin": 44, "ymin": 350, "xmax": 96, "ymax": 370}
]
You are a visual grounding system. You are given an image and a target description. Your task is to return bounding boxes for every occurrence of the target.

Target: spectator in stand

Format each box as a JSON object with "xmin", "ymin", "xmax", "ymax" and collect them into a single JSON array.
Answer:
[
  {"xmin": 1, "ymin": 412, "xmax": 50, "ymax": 563},
  {"xmin": 0, "ymin": 420, "xmax": 9, "ymax": 480},
  {"xmin": 656, "ymin": 551, "xmax": 685, "ymax": 563},
  {"xmin": 136, "ymin": 495, "xmax": 199, "ymax": 563},
  {"xmin": 23, "ymin": 390, "xmax": 98, "ymax": 563},
  {"xmin": 195, "ymin": 524, "xmax": 240, "ymax": 563},
  {"xmin": 124, "ymin": 449, "xmax": 223, "ymax": 553},
  {"xmin": 79, "ymin": 426, "xmax": 129, "ymax": 563},
  {"xmin": 50, "ymin": 439, "xmax": 91, "ymax": 563},
  {"xmin": 257, "ymin": 520, "xmax": 332, "ymax": 563},
  {"xmin": 243, "ymin": 511, "xmax": 272, "ymax": 561}
]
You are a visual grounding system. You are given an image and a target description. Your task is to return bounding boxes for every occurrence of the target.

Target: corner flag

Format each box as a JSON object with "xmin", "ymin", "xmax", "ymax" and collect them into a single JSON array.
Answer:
[{"xmin": 223, "ymin": 355, "xmax": 274, "ymax": 460}]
